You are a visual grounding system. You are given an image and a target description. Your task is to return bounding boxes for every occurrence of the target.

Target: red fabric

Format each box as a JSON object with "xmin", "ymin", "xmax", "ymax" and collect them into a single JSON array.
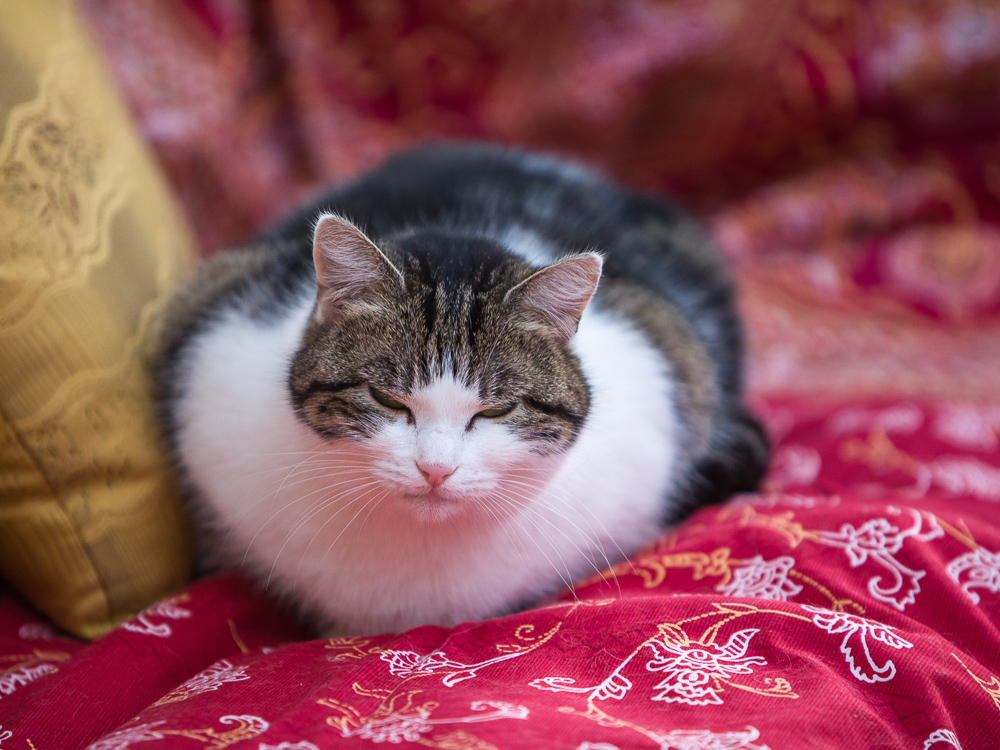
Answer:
[
  {"xmin": 3, "ymin": 1, "xmax": 1000, "ymax": 747},
  {"xmin": 3, "ymin": 400, "xmax": 1000, "ymax": 747}
]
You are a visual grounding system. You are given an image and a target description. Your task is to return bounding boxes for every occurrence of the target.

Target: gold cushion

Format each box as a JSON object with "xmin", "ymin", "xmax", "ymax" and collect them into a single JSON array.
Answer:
[{"xmin": 0, "ymin": 0, "xmax": 194, "ymax": 639}]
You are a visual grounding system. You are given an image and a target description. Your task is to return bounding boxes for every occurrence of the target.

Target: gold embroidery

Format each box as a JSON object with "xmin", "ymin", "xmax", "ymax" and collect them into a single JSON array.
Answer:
[{"xmin": 952, "ymin": 653, "xmax": 1000, "ymax": 714}]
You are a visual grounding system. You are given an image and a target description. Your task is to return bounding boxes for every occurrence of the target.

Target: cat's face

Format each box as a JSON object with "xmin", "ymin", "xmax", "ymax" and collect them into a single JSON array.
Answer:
[{"xmin": 289, "ymin": 214, "xmax": 601, "ymax": 519}]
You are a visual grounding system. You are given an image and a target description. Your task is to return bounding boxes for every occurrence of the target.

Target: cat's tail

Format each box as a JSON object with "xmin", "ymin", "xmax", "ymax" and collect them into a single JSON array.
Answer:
[{"xmin": 670, "ymin": 410, "xmax": 771, "ymax": 523}]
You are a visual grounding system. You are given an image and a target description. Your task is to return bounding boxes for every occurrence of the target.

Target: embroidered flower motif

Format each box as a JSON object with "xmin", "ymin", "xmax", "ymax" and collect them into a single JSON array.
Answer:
[
  {"xmin": 0, "ymin": 663, "xmax": 59, "ymax": 699},
  {"xmin": 122, "ymin": 597, "xmax": 192, "ymax": 638},
  {"xmin": 767, "ymin": 445, "xmax": 821, "ymax": 489},
  {"xmin": 817, "ymin": 509, "xmax": 943, "ymax": 610},
  {"xmin": 803, "ymin": 605, "xmax": 913, "ymax": 683},
  {"xmin": 715, "ymin": 556, "xmax": 803, "ymax": 601},
  {"xmin": 154, "ymin": 659, "xmax": 250, "ymax": 706},
  {"xmin": 651, "ymin": 725, "xmax": 771, "ymax": 750},
  {"xmin": 339, "ymin": 701, "xmax": 529, "ymax": 743},
  {"xmin": 84, "ymin": 722, "xmax": 167, "ymax": 750},
  {"xmin": 923, "ymin": 728, "xmax": 963, "ymax": 750},
  {"xmin": 644, "ymin": 629, "xmax": 767, "ymax": 705},
  {"xmin": 930, "ymin": 458, "xmax": 1000, "ymax": 502},
  {"xmin": 947, "ymin": 547, "xmax": 1000, "ymax": 604},
  {"xmin": 380, "ymin": 649, "xmax": 459, "ymax": 678},
  {"xmin": 379, "ymin": 623, "xmax": 560, "ymax": 686},
  {"xmin": 17, "ymin": 623, "xmax": 59, "ymax": 641},
  {"xmin": 934, "ymin": 403, "xmax": 1000, "ymax": 452}
]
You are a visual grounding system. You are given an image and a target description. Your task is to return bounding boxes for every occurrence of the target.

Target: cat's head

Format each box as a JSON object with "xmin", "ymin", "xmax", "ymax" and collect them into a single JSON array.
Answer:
[{"xmin": 289, "ymin": 214, "xmax": 602, "ymax": 519}]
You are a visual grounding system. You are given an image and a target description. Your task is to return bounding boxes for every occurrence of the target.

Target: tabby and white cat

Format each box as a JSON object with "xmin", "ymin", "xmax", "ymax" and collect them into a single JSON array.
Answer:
[{"xmin": 155, "ymin": 144, "xmax": 767, "ymax": 635}]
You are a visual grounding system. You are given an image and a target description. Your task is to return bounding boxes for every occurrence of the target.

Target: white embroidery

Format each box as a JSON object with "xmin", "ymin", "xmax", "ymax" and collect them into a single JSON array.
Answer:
[
  {"xmin": 221, "ymin": 715, "xmax": 269, "ymax": 733},
  {"xmin": 0, "ymin": 663, "xmax": 58, "ymax": 699},
  {"xmin": 532, "ymin": 629, "xmax": 768, "ymax": 707},
  {"xmin": 930, "ymin": 458, "xmax": 1000, "ymax": 502},
  {"xmin": 947, "ymin": 547, "xmax": 1000, "ymax": 604},
  {"xmin": 767, "ymin": 445, "xmax": 821, "ymax": 489},
  {"xmin": 578, "ymin": 744, "xmax": 620, "ymax": 750},
  {"xmin": 652, "ymin": 726, "xmax": 771, "ymax": 750},
  {"xmin": 923, "ymin": 728, "xmax": 963, "ymax": 749},
  {"xmin": 934, "ymin": 403, "xmax": 1000, "ymax": 452},
  {"xmin": 817, "ymin": 508, "xmax": 943, "ymax": 610},
  {"xmin": 157, "ymin": 660, "xmax": 249, "ymax": 703},
  {"xmin": 827, "ymin": 403, "xmax": 924, "ymax": 436},
  {"xmin": 259, "ymin": 743, "xmax": 320, "ymax": 750},
  {"xmin": 122, "ymin": 599, "xmax": 192, "ymax": 638},
  {"xmin": 17, "ymin": 623, "xmax": 59, "ymax": 641},
  {"xmin": 645, "ymin": 629, "xmax": 768, "ymax": 705},
  {"xmin": 379, "ymin": 646, "xmax": 529, "ymax": 686},
  {"xmin": 0, "ymin": 725, "xmax": 12, "ymax": 746},
  {"xmin": 735, "ymin": 494, "xmax": 840, "ymax": 510},
  {"xmin": 339, "ymin": 701, "xmax": 528, "ymax": 743},
  {"xmin": 85, "ymin": 722, "xmax": 167, "ymax": 750},
  {"xmin": 803, "ymin": 606, "xmax": 913, "ymax": 683},
  {"xmin": 716, "ymin": 556, "xmax": 803, "ymax": 601}
]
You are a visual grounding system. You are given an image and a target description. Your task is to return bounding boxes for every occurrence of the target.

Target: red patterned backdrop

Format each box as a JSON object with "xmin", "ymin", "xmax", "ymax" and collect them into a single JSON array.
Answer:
[{"xmin": 3, "ymin": 2, "xmax": 1000, "ymax": 748}]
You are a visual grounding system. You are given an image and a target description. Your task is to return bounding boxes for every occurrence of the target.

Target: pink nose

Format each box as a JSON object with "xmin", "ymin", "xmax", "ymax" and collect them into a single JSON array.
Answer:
[{"xmin": 417, "ymin": 462, "xmax": 456, "ymax": 488}]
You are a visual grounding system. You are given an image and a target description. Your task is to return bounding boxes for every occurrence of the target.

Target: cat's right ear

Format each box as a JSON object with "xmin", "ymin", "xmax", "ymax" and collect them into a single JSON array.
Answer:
[{"xmin": 312, "ymin": 213, "xmax": 404, "ymax": 324}]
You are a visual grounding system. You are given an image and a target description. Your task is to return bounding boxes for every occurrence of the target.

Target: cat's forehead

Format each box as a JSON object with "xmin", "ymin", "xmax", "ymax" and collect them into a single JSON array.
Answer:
[
  {"xmin": 409, "ymin": 373, "xmax": 483, "ymax": 420},
  {"xmin": 388, "ymin": 229, "xmax": 530, "ymax": 291}
]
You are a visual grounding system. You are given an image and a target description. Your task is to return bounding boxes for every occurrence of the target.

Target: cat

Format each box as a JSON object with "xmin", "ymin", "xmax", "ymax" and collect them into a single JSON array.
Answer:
[{"xmin": 155, "ymin": 143, "xmax": 768, "ymax": 636}]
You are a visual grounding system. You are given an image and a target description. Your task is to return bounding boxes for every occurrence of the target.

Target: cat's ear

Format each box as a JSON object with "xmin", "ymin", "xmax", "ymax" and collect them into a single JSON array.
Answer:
[
  {"xmin": 312, "ymin": 213, "xmax": 404, "ymax": 324},
  {"xmin": 507, "ymin": 252, "xmax": 603, "ymax": 342}
]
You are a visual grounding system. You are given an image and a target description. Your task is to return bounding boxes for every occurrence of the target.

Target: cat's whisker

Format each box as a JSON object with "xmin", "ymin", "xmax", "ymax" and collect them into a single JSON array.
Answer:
[
  {"xmin": 491, "ymin": 489, "xmax": 579, "ymax": 601},
  {"xmin": 480, "ymin": 493, "xmax": 531, "ymax": 575},
  {"xmin": 498, "ymin": 474, "xmax": 626, "ymax": 590},
  {"xmin": 316, "ymin": 487, "xmax": 393, "ymax": 565},
  {"xmin": 495, "ymin": 485, "xmax": 610, "ymax": 592},
  {"xmin": 253, "ymin": 478, "xmax": 387, "ymax": 572}
]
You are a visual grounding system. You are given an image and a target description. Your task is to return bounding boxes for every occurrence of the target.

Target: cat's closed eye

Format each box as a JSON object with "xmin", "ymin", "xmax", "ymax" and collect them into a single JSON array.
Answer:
[
  {"xmin": 476, "ymin": 404, "xmax": 516, "ymax": 419},
  {"xmin": 368, "ymin": 386, "xmax": 409, "ymax": 412}
]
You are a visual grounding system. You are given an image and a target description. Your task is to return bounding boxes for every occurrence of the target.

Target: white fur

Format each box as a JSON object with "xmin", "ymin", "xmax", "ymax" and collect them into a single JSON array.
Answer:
[{"xmin": 176, "ymin": 289, "xmax": 679, "ymax": 635}]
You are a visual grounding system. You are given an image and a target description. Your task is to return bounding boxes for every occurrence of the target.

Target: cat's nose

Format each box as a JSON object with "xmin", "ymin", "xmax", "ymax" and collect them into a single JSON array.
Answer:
[{"xmin": 417, "ymin": 461, "xmax": 456, "ymax": 488}]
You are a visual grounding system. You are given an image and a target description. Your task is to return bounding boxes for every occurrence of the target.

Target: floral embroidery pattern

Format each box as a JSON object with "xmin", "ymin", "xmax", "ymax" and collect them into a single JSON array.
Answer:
[
  {"xmin": 323, "ymin": 697, "xmax": 528, "ymax": 744},
  {"xmin": 0, "ymin": 650, "xmax": 69, "ymax": 701},
  {"xmin": 923, "ymin": 728, "xmax": 964, "ymax": 749},
  {"xmin": 84, "ymin": 722, "xmax": 167, "ymax": 750},
  {"xmin": 715, "ymin": 556, "xmax": 803, "ymax": 601},
  {"xmin": 816, "ymin": 509, "xmax": 943, "ymax": 611},
  {"xmin": 377, "ymin": 621, "xmax": 561, "ymax": 686},
  {"xmin": 122, "ymin": 597, "xmax": 193, "ymax": 638},
  {"xmin": 947, "ymin": 547, "xmax": 1000, "ymax": 604},
  {"xmin": 803, "ymin": 606, "xmax": 913, "ymax": 683},
  {"xmin": 579, "ymin": 726, "xmax": 771, "ymax": 750},
  {"xmin": 154, "ymin": 660, "xmax": 250, "ymax": 706},
  {"xmin": 161, "ymin": 715, "xmax": 269, "ymax": 748}
]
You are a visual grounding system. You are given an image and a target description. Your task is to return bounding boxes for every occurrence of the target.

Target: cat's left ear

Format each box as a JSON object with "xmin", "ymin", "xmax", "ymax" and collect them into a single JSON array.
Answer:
[
  {"xmin": 507, "ymin": 252, "xmax": 603, "ymax": 343},
  {"xmin": 312, "ymin": 213, "xmax": 404, "ymax": 324}
]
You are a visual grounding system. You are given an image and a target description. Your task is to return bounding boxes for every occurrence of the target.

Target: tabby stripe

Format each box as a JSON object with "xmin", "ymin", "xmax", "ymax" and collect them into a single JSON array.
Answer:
[
  {"xmin": 296, "ymin": 380, "xmax": 364, "ymax": 399},
  {"xmin": 522, "ymin": 396, "xmax": 584, "ymax": 426}
]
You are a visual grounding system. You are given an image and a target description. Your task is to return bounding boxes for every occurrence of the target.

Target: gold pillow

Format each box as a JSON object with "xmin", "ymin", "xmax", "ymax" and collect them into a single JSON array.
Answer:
[{"xmin": 0, "ymin": 0, "xmax": 194, "ymax": 639}]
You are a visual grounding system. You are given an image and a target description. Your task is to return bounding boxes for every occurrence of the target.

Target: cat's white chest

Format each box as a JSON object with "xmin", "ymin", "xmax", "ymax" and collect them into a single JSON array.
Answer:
[{"xmin": 175, "ymin": 296, "xmax": 679, "ymax": 635}]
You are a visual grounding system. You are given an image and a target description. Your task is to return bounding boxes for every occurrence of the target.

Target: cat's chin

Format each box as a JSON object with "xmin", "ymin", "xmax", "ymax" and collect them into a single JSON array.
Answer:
[{"xmin": 396, "ymin": 488, "xmax": 492, "ymax": 523}]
